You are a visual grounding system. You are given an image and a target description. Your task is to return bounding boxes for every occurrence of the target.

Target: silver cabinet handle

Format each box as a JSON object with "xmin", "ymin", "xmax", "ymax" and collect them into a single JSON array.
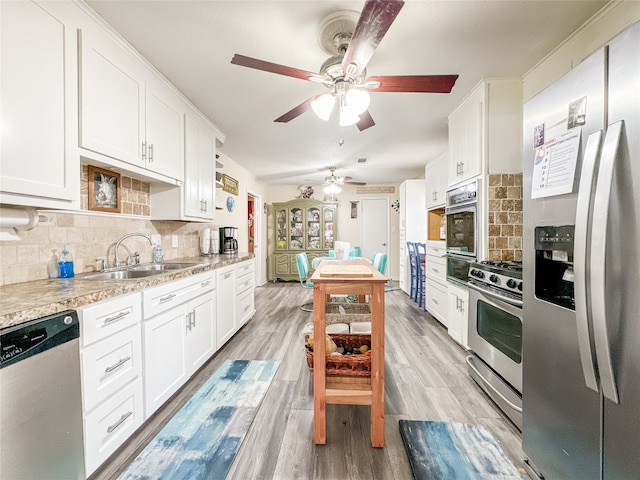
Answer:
[
  {"xmin": 574, "ymin": 130, "xmax": 602, "ymax": 394},
  {"xmin": 141, "ymin": 141, "xmax": 147, "ymax": 160},
  {"xmin": 149, "ymin": 143, "xmax": 154, "ymax": 162},
  {"xmin": 432, "ymin": 298, "xmax": 439, "ymax": 305},
  {"xmin": 224, "ymin": 272, "xmax": 233, "ymax": 279},
  {"xmin": 105, "ymin": 356, "xmax": 131, "ymax": 374},
  {"xmin": 159, "ymin": 293, "xmax": 176, "ymax": 304},
  {"xmin": 200, "ymin": 280, "xmax": 212, "ymax": 288},
  {"xmin": 590, "ymin": 121, "xmax": 623, "ymax": 404},
  {"xmin": 240, "ymin": 280, "xmax": 249, "ymax": 288},
  {"xmin": 107, "ymin": 411, "xmax": 133, "ymax": 434},
  {"xmin": 104, "ymin": 311, "xmax": 130, "ymax": 325}
]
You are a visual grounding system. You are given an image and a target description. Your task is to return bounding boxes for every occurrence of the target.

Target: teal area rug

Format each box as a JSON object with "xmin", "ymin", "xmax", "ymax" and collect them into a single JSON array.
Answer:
[
  {"xmin": 119, "ymin": 359, "xmax": 279, "ymax": 480},
  {"xmin": 399, "ymin": 420, "xmax": 521, "ymax": 480}
]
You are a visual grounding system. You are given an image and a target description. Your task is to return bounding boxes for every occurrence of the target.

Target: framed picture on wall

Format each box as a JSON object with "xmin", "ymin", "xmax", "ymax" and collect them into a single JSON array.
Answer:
[{"xmin": 88, "ymin": 165, "xmax": 121, "ymax": 213}]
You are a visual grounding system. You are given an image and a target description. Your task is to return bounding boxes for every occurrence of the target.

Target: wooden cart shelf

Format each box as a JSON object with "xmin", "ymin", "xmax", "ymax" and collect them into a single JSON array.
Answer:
[{"xmin": 310, "ymin": 259, "xmax": 387, "ymax": 447}]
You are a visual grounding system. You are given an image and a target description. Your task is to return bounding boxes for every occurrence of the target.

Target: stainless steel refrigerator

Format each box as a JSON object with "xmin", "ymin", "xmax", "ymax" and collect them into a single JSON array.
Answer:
[{"xmin": 522, "ymin": 21, "xmax": 639, "ymax": 480}]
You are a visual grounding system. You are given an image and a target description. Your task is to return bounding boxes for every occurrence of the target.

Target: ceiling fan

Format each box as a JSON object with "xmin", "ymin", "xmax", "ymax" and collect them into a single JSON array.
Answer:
[
  {"xmin": 299, "ymin": 166, "xmax": 366, "ymax": 198},
  {"xmin": 231, "ymin": 0, "xmax": 458, "ymax": 131}
]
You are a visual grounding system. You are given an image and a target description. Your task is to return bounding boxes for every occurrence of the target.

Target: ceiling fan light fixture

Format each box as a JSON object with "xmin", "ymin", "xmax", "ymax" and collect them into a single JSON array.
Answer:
[
  {"xmin": 324, "ymin": 183, "xmax": 342, "ymax": 195},
  {"xmin": 311, "ymin": 93, "xmax": 335, "ymax": 121},
  {"xmin": 339, "ymin": 105, "xmax": 360, "ymax": 126},
  {"xmin": 345, "ymin": 88, "xmax": 370, "ymax": 115}
]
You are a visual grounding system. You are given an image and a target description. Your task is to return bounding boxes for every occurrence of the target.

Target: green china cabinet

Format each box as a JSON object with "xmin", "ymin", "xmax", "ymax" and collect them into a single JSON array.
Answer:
[{"xmin": 269, "ymin": 199, "xmax": 337, "ymax": 281}]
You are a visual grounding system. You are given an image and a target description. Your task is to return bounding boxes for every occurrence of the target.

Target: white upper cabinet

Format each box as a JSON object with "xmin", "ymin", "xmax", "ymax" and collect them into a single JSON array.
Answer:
[
  {"xmin": 425, "ymin": 153, "xmax": 447, "ymax": 209},
  {"xmin": 0, "ymin": 1, "xmax": 80, "ymax": 209},
  {"xmin": 79, "ymin": 25, "xmax": 184, "ymax": 183},
  {"xmin": 448, "ymin": 78, "xmax": 523, "ymax": 187}
]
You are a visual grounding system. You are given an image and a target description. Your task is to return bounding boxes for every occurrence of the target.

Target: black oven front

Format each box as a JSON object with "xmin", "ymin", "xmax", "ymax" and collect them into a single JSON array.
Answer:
[{"xmin": 445, "ymin": 180, "xmax": 478, "ymax": 258}]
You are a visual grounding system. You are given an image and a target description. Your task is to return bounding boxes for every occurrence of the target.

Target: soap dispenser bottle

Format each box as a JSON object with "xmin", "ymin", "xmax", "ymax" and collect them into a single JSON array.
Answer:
[{"xmin": 58, "ymin": 245, "xmax": 74, "ymax": 278}]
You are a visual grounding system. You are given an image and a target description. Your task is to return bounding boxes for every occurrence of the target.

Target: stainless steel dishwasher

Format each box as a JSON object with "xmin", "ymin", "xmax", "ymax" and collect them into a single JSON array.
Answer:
[{"xmin": 1, "ymin": 310, "xmax": 85, "ymax": 479}]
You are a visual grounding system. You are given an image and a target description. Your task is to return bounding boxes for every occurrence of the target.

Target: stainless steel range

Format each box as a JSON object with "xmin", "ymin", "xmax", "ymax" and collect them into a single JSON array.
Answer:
[{"xmin": 466, "ymin": 260, "xmax": 523, "ymax": 430}]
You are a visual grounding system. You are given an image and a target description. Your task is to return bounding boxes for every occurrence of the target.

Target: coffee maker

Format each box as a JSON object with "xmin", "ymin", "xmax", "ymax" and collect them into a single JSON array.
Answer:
[{"xmin": 219, "ymin": 226, "xmax": 238, "ymax": 254}]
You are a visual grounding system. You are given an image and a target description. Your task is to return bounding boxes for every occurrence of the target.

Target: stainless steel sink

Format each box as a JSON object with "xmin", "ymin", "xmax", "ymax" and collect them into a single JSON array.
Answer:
[
  {"xmin": 134, "ymin": 262, "xmax": 198, "ymax": 271},
  {"xmin": 77, "ymin": 263, "xmax": 199, "ymax": 280}
]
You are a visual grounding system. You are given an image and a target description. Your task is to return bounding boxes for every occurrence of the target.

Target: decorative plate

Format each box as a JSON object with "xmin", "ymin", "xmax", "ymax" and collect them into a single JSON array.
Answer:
[{"xmin": 227, "ymin": 196, "xmax": 235, "ymax": 212}]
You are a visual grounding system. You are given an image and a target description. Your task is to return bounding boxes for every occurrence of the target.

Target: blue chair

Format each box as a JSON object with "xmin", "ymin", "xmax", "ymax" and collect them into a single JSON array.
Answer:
[
  {"xmin": 328, "ymin": 249, "xmax": 335, "ymax": 258},
  {"xmin": 349, "ymin": 246, "xmax": 362, "ymax": 258},
  {"xmin": 407, "ymin": 242, "xmax": 417, "ymax": 300},
  {"xmin": 295, "ymin": 252, "xmax": 314, "ymax": 312},
  {"xmin": 371, "ymin": 252, "xmax": 387, "ymax": 275},
  {"xmin": 415, "ymin": 243, "xmax": 427, "ymax": 309}
]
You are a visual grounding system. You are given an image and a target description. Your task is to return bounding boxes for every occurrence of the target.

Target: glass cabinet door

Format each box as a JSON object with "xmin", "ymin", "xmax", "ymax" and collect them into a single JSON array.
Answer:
[
  {"xmin": 323, "ymin": 207, "xmax": 335, "ymax": 249},
  {"xmin": 307, "ymin": 207, "xmax": 321, "ymax": 249},
  {"xmin": 289, "ymin": 207, "xmax": 304, "ymax": 250},
  {"xmin": 276, "ymin": 208, "xmax": 287, "ymax": 250}
]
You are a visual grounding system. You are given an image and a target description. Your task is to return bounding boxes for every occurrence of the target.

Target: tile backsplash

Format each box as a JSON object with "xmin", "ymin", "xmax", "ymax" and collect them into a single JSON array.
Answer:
[
  {"xmin": 0, "ymin": 212, "xmax": 216, "ymax": 287},
  {"xmin": 487, "ymin": 173, "xmax": 523, "ymax": 262}
]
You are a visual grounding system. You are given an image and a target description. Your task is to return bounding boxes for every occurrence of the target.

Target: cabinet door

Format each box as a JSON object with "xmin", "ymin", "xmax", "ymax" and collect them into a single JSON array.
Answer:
[
  {"xmin": 448, "ymin": 88, "xmax": 483, "ymax": 186},
  {"xmin": 198, "ymin": 124, "xmax": 216, "ymax": 219},
  {"xmin": 216, "ymin": 266, "xmax": 236, "ymax": 348},
  {"xmin": 0, "ymin": 1, "xmax": 79, "ymax": 207},
  {"xmin": 426, "ymin": 155, "xmax": 447, "ymax": 209},
  {"xmin": 306, "ymin": 206, "xmax": 321, "ymax": 250},
  {"xmin": 143, "ymin": 305, "xmax": 188, "ymax": 417},
  {"xmin": 183, "ymin": 113, "xmax": 215, "ymax": 219},
  {"xmin": 275, "ymin": 208, "xmax": 288, "ymax": 249},
  {"xmin": 289, "ymin": 207, "xmax": 304, "ymax": 250},
  {"xmin": 79, "ymin": 26, "xmax": 145, "ymax": 167},
  {"xmin": 447, "ymin": 283, "xmax": 469, "ymax": 346},
  {"xmin": 323, "ymin": 206, "xmax": 336, "ymax": 249},
  {"xmin": 186, "ymin": 291, "xmax": 215, "ymax": 374},
  {"xmin": 145, "ymin": 76, "xmax": 184, "ymax": 181}
]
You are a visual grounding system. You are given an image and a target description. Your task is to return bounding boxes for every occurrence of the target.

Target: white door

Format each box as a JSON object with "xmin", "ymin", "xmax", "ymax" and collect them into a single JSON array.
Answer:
[
  {"xmin": 361, "ymin": 198, "xmax": 389, "ymax": 266},
  {"xmin": 248, "ymin": 190, "xmax": 265, "ymax": 285}
]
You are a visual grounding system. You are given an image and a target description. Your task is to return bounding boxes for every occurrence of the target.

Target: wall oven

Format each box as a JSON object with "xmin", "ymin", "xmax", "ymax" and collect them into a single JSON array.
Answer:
[
  {"xmin": 466, "ymin": 260, "xmax": 523, "ymax": 430},
  {"xmin": 445, "ymin": 180, "xmax": 478, "ymax": 284}
]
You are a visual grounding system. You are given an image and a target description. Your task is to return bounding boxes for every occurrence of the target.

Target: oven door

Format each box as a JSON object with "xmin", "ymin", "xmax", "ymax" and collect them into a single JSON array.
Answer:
[
  {"xmin": 467, "ymin": 283, "xmax": 523, "ymax": 393},
  {"xmin": 445, "ymin": 205, "xmax": 476, "ymax": 257}
]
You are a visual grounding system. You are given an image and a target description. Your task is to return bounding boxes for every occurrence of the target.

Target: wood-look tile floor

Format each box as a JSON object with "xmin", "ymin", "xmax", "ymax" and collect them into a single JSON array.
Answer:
[{"xmin": 91, "ymin": 282, "xmax": 528, "ymax": 480}]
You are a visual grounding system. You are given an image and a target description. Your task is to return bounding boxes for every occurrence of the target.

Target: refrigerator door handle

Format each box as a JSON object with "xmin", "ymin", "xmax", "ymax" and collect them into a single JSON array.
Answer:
[
  {"xmin": 590, "ymin": 120, "xmax": 624, "ymax": 404},
  {"xmin": 574, "ymin": 130, "xmax": 603, "ymax": 393}
]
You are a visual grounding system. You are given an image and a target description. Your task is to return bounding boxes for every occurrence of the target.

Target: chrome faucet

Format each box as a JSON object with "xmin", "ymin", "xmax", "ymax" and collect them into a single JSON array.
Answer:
[{"xmin": 113, "ymin": 233, "xmax": 153, "ymax": 267}]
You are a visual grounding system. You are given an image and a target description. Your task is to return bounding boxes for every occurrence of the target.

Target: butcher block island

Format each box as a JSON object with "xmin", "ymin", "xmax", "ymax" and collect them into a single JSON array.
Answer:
[{"xmin": 310, "ymin": 259, "xmax": 387, "ymax": 447}]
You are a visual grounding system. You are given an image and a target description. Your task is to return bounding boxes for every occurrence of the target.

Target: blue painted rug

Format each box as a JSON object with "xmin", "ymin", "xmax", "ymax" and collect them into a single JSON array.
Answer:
[
  {"xmin": 119, "ymin": 359, "xmax": 279, "ymax": 480},
  {"xmin": 399, "ymin": 420, "xmax": 521, "ymax": 480}
]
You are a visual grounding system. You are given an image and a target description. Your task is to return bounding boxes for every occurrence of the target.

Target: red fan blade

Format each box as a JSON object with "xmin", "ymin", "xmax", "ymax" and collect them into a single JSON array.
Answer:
[
  {"xmin": 231, "ymin": 54, "xmax": 320, "ymax": 82},
  {"xmin": 357, "ymin": 110, "xmax": 376, "ymax": 131},
  {"xmin": 341, "ymin": 0, "xmax": 405, "ymax": 76},
  {"xmin": 274, "ymin": 97, "xmax": 316, "ymax": 123},
  {"xmin": 366, "ymin": 74, "xmax": 459, "ymax": 93}
]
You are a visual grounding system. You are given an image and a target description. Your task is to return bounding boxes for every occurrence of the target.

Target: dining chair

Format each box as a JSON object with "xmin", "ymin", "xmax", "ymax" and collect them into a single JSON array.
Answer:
[
  {"xmin": 295, "ymin": 252, "xmax": 314, "ymax": 312},
  {"xmin": 348, "ymin": 246, "xmax": 362, "ymax": 258},
  {"xmin": 415, "ymin": 243, "xmax": 427, "ymax": 309},
  {"xmin": 407, "ymin": 242, "xmax": 417, "ymax": 301},
  {"xmin": 371, "ymin": 252, "xmax": 388, "ymax": 275},
  {"xmin": 328, "ymin": 249, "xmax": 335, "ymax": 258}
]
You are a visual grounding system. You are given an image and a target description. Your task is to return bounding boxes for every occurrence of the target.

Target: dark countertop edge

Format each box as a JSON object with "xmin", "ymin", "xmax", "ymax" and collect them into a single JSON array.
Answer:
[{"xmin": 0, "ymin": 253, "xmax": 254, "ymax": 330}]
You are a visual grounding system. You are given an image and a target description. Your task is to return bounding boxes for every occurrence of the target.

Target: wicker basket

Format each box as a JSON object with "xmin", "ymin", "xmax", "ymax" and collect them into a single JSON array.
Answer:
[
  {"xmin": 305, "ymin": 333, "xmax": 372, "ymax": 377},
  {"xmin": 325, "ymin": 303, "xmax": 371, "ymax": 325}
]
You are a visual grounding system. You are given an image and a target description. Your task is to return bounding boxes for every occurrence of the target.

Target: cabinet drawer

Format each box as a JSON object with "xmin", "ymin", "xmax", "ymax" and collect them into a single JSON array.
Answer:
[
  {"xmin": 143, "ymin": 271, "xmax": 214, "ymax": 318},
  {"xmin": 236, "ymin": 288, "xmax": 255, "ymax": 326},
  {"xmin": 426, "ymin": 241, "xmax": 446, "ymax": 258},
  {"xmin": 235, "ymin": 259, "xmax": 254, "ymax": 277},
  {"xmin": 79, "ymin": 292, "xmax": 141, "ymax": 347},
  {"xmin": 81, "ymin": 324, "xmax": 142, "ymax": 412},
  {"xmin": 425, "ymin": 255, "xmax": 447, "ymax": 283},
  {"xmin": 426, "ymin": 279, "xmax": 448, "ymax": 326},
  {"xmin": 236, "ymin": 272, "xmax": 255, "ymax": 295},
  {"xmin": 84, "ymin": 378, "xmax": 144, "ymax": 476}
]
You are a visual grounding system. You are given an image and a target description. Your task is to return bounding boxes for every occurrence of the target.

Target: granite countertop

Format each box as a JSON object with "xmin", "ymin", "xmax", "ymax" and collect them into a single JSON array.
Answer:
[{"xmin": 0, "ymin": 253, "xmax": 254, "ymax": 330}]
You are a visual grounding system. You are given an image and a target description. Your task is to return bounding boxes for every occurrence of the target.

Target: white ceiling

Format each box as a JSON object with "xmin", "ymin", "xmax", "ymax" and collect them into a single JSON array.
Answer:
[{"xmin": 85, "ymin": 0, "xmax": 608, "ymax": 187}]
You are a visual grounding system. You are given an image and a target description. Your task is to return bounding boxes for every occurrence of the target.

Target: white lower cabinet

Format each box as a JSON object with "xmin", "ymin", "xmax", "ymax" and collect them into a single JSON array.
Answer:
[
  {"xmin": 236, "ymin": 259, "xmax": 256, "ymax": 328},
  {"xmin": 448, "ymin": 282, "xmax": 469, "ymax": 347},
  {"xmin": 216, "ymin": 265, "xmax": 236, "ymax": 348},
  {"xmin": 426, "ymin": 279, "xmax": 449, "ymax": 327},
  {"xmin": 78, "ymin": 292, "xmax": 144, "ymax": 477},
  {"xmin": 143, "ymin": 271, "xmax": 215, "ymax": 417}
]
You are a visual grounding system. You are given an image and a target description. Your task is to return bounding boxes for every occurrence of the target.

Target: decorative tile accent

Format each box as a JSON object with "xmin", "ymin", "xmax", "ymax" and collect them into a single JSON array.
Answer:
[{"xmin": 487, "ymin": 173, "xmax": 523, "ymax": 262}]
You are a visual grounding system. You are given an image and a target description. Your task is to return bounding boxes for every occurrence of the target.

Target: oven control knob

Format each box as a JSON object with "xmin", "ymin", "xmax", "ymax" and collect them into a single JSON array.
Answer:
[
  {"xmin": 507, "ymin": 279, "xmax": 517, "ymax": 289},
  {"xmin": 474, "ymin": 270, "xmax": 484, "ymax": 279},
  {"xmin": 489, "ymin": 274, "xmax": 499, "ymax": 283},
  {"xmin": 517, "ymin": 282, "xmax": 523, "ymax": 291}
]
